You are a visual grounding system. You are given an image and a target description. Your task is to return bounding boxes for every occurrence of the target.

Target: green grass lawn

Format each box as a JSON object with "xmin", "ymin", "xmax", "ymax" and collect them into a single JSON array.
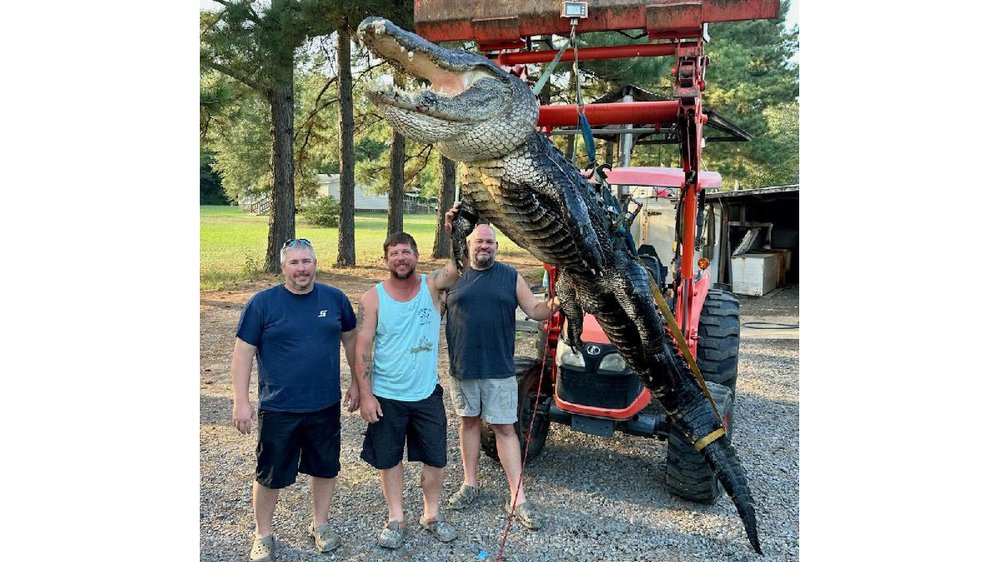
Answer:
[{"xmin": 200, "ymin": 206, "xmax": 534, "ymax": 289}]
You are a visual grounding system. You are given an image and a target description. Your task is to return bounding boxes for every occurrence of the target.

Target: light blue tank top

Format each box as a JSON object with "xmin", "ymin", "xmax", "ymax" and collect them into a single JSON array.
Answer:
[{"xmin": 372, "ymin": 274, "xmax": 441, "ymax": 401}]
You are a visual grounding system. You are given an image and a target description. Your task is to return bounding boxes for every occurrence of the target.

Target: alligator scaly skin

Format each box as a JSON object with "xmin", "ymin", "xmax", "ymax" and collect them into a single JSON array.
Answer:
[{"xmin": 358, "ymin": 16, "xmax": 761, "ymax": 554}]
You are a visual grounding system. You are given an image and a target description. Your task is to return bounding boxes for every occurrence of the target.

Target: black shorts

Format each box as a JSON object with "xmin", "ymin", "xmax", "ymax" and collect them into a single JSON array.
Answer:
[
  {"xmin": 256, "ymin": 401, "xmax": 341, "ymax": 489},
  {"xmin": 361, "ymin": 384, "xmax": 447, "ymax": 470}
]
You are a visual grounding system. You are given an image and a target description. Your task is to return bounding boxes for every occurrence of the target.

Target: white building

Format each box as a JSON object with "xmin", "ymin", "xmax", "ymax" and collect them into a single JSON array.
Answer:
[{"xmin": 317, "ymin": 174, "xmax": 388, "ymax": 211}]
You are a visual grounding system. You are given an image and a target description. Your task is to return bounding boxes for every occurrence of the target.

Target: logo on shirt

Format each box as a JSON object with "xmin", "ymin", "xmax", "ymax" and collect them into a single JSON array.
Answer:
[
  {"xmin": 410, "ymin": 336, "xmax": 434, "ymax": 355},
  {"xmin": 318, "ymin": 309, "xmax": 328, "ymax": 318},
  {"xmin": 417, "ymin": 307, "xmax": 433, "ymax": 325}
]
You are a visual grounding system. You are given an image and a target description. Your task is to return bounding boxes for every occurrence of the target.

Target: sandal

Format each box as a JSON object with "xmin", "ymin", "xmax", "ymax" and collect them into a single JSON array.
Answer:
[
  {"xmin": 249, "ymin": 534, "xmax": 276, "ymax": 562},
  {"xmin": 308, "ymin": 522, "xmax": 340, "ymax": 552},
  {"xmin": 377, "ymin": 520, "xmax": 405, "ymax": 549},
  {"xmin": 420, "ymin": 514, "xmax": 458, "ymax": 543}
]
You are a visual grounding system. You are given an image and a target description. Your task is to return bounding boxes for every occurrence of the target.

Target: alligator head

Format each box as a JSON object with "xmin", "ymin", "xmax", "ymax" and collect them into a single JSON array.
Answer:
[{"xmin": 356, "ymin": 16, "xmax": 539, "ymax": 162}]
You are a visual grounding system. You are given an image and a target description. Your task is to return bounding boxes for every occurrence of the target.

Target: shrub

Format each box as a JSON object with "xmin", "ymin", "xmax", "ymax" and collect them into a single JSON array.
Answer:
[{"xmin": 301, "ymin": 196, "xmax": 341, "ymax": 228}]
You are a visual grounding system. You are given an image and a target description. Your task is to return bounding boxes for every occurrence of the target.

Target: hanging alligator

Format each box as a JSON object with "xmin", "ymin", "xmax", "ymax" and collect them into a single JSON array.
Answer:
[{"xmin": 357, "ymin": 16, "xmax": 761, "ymax": 554}]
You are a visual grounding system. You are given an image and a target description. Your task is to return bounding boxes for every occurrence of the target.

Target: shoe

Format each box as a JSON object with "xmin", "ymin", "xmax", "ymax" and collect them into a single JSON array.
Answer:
[
  {"xmin": 249, "ymin": 534, "xmax": 276, "ymax": 562},
  {"xmin": 419, "ymin": 514, "xmax": 458, "ymax": 543},
  {"xmin": 507, "ymin": 501, "xmax": 543, "ymax": 530},
  {"xmin": 377, "ymin": 520, "xmax": 405, "ymax": 549},
  {"xmin": 308, "ymin": 522, "xmax": 340, "ymax": 552},
  {"xmin": 445, "ymin": 483, "xmax": 481, "ymax": 511}
]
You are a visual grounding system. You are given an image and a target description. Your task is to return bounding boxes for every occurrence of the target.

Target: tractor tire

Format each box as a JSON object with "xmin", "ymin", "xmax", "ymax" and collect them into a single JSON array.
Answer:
[
  {"xmin": 481, "ymin": 356, "xmax": 551, "ymax": 464},
  {"xmin": 696, "ymin": 289, "xmax": 740, "ymax": 393},
  {"xmin": 665, "ymin": 381, "xmax": 734, "ymax": 503}
]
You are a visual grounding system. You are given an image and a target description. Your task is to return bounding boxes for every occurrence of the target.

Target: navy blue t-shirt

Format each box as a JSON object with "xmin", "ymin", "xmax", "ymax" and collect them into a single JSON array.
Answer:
[
  {"xmin": 236, "ymin": 283, "xmax": 356, "ymax": 412},
  {"xmin": 445, "ymin": 262, "xmax": 517, "ymax": 379}
]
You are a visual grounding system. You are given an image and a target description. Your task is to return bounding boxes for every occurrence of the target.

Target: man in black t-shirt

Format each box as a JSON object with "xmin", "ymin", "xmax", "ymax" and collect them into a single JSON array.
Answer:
[{"xmin": 441, "ymin": 214, "xmax": 559, "ymax": 531}]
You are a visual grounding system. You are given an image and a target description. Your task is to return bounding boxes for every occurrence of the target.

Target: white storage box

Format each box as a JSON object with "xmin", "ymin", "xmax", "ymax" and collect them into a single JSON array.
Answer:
[{"xmin": 731, "ymin": 252, "xmax": 778, "ymax": 296}]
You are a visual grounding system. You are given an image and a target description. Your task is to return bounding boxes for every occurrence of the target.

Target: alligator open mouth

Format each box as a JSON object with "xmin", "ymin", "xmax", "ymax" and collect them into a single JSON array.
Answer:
[{"xmin": 358, "ymin": 17, "xmax": 504, "ymax": 125}]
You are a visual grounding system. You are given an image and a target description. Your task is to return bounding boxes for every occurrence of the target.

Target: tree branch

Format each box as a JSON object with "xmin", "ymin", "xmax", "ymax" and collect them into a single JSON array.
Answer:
[
  {"xmin": 294, "ymin": 72, "xmax": 339, "ymax": 154},
  {"xmin": 213, "ymin": 0, "xmax": 262, "ymax": 25},
  {"xmin": 403, "ymin": 143, "xmax": 434, "ymax": 184},
  {"xmin": 202, "ymin": 59, "xmax": 267, "ymax": 93}
]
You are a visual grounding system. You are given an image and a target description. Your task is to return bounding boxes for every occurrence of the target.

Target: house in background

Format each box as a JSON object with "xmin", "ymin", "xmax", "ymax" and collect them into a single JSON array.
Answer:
[
  {"xmin": 320, "ymin": 174, "xmax": 438, "ymax": 214},
  {"xmin": 239, "ymin": 174, "xmax": 389, "ymax": 214},
  {"xmin": 316, "ymin": 174, "xmax": 388, "ymax": 211}
]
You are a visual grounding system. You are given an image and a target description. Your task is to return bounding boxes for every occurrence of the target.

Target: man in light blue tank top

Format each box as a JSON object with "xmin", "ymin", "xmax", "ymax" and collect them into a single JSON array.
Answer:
[{"xmin": 354, "ymin": 232, "xmax": 462, "ymax": 549}]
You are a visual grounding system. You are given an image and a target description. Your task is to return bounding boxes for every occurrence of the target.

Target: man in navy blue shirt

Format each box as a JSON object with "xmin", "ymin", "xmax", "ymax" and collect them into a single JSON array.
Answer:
[{"xmin": 231, "ymin": 239, "xmax": 358, "ymax": 562}]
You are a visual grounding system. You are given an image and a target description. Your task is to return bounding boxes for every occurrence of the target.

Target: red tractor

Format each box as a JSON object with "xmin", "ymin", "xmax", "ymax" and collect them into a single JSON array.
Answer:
[{"xmin": 415, "ymin": 0, "xmax": 779, "ymax": 503}]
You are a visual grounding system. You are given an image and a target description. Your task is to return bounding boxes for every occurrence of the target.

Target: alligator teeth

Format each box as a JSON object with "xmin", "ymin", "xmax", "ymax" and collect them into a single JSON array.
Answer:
[
  {"xmin": 375, "ymin": 73, "xmax": 394, "ymax": 89},
  {"xmin": 407, "ymin": 50, "xmax": 415, "ymax": 62}
]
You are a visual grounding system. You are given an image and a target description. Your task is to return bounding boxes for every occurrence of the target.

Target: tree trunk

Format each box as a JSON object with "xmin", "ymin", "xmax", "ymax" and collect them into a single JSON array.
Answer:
[
  {"xmin": 604, "ymin": 139, "xmax": 615, "ymax": 167},
  {"xmin": 432, "ymin": 153, "xmax": 456, "ymax": 258},
  {"xmin": 336, "ymin": 25, "xmax": 356, "ymax": 266},
  {"xmin": 387, "ymin": 130, "xmax": 405, "ymax": 236},
  {"xmin": 265, "ymin": 65, "xmax": 296, "ymax": 273}
]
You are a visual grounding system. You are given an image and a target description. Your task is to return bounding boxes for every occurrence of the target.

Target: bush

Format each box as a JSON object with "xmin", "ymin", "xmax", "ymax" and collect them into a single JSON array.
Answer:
[{"xmin": 300, "ymin": 196, "xmax": 341, "ymax": 227}]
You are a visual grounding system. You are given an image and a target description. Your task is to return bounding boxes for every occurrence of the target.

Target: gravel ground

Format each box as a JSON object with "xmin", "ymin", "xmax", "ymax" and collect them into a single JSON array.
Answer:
[{"xmin": 200, "ymin": 274, "xmax": 799, "ymax": 562}]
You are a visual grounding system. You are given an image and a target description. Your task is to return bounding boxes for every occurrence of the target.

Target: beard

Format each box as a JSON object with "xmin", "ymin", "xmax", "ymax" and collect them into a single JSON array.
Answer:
[
  {"xmin": 391, "ymin": 266, "xmax": 415, "ymax": 280},
  {"xmin": 288, "ymin": 272, "xmax": 314, "ymax": 290},
  {"xmin": 473, "ymin": 253, "xmax": 495, "ymax": 268}
]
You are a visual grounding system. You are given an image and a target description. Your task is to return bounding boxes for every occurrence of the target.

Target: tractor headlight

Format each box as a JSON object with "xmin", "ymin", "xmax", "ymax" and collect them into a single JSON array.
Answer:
[
  {"xmin": 598, "ymin": 352, "xmax": 629, "ymax": 373},
  {"xmin": 555, "ymin": 339, "xmax": 585, "ymax": 368}
]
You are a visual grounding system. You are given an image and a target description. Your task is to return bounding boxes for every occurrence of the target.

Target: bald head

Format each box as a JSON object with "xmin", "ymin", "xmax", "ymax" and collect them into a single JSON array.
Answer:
[
  {"xmin": 468, "ymin": 223, "xmax": 498, "ymax": 269},
  {"xmin": 471, "ymin": 223, "xmax": 496, "ymax": 240}
]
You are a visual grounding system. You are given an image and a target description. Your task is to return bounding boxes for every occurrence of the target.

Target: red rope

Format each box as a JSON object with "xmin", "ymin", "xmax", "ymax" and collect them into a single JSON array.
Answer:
[{"xmin": 496, "ymin": 314, "xmax": 555, "ymax": 561}]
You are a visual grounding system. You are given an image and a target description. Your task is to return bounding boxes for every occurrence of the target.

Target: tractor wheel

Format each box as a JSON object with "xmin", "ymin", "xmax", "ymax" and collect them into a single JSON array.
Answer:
[
  {"xmin": 696, "ymin": 289, "xmax": 740, "ymax": 393},
  {"xmin": 665, "ymin": 381, "xmax": 734, "ymax": 503},
  {"xmin": 481, "ymin": 356, "xmax": 551, "ymax": 464}
]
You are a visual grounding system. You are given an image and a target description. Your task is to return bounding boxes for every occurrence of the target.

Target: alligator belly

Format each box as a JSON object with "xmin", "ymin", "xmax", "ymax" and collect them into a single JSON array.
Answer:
[{"xmin": 462, "ymin": 162, "xmax": 596, "ymax": 270}]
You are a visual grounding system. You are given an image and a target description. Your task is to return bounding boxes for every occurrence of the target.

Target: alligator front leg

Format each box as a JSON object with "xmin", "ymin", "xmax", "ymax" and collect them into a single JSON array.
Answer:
[
  {"xmin": 449, "ymin": 201, "xmax": 478, "ymax": 273},
  {"xmin": 555, "ymin": 273, "xmax": 584, "ymax": 351}
]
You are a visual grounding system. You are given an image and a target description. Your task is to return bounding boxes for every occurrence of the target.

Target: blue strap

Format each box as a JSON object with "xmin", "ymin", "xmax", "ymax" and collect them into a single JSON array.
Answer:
[{"xmin": 578, "ymin": 113, "xmax": 596, "ymax": 167}]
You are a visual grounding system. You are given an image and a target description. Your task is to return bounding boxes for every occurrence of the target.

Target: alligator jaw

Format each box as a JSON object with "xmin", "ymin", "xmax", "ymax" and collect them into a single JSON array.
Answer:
[
  {"xmin": 357, "ymin": 16, "xmax": 539, "ymax": 161},
  {"xmin": 358, "ymin": 17, "xmax": 497, "ymax": 115}
]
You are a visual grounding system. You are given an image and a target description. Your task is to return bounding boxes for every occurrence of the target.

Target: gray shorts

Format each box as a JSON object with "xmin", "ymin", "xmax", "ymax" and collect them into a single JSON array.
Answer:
[{"xmin": 449, "ymin": 376, "xmax": 518, "ymax": 424}]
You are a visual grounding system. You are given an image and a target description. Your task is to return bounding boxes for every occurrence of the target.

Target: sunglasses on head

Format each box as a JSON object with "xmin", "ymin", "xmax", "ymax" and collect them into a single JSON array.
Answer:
[{"xmin": 282, "ymin": 238, "xmax": 312, "ymax": 249}]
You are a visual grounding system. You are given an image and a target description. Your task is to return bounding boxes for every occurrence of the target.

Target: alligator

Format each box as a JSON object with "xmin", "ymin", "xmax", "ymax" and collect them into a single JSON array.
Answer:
[{"xmin": 357, "ymin": 16, "xmax": 762, "ymax": 554}]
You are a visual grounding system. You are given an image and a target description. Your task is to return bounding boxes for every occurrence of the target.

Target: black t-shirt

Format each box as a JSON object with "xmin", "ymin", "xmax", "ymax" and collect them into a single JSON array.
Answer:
[{"xmin": 445, "ymin": 262, "xmax": 517, "ymax": 379}]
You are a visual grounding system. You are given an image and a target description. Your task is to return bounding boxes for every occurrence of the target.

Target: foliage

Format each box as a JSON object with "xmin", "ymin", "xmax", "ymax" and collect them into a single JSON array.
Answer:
[
  {"xmin": 531, "ymin": 1, "xmax": 799, "ymax": 188},
  {"xmin": 200, "ymin": 150, "xmax": 231, "ymax": 205},
  {"xmin": 352, "ymin": 78, "xmax": 442, "ymax": 200},
  {"xmin": 300, "ymin": 195, "xmax": 341, "ymax": 227},
  {"xmin": 576, "ymin": 31, "xmax": 672, "ymax": 91},
  {"xmin": 200, "ymin": 57, "xmax": 343, "ymax": 205},
  {"xmin": 200, "ymin": 71, "xmax": 272, "ymax": 201},
  {"xmin": 201, "ymin": 0, "xmax": 353, "ymax": 272},
  {"xmin": 741, "ymin": 101, "xmax": 798, "ymax": 187},
  {"xmin": 698, "ymin": 0, "xmax": 799, "ymax": 188}
]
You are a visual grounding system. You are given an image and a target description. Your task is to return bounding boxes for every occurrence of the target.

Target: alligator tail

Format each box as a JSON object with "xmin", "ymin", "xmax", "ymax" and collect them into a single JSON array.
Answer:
[{"xmin": 672, "ymin": 388, "xmax": 762, "ymax": 554}]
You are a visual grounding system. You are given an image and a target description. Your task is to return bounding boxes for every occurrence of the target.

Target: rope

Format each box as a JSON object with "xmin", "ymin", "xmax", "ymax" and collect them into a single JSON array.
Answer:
[
  {"xmin": 496, "ymin": 310, "xmax": 554, "ymax": 561},
  {"xmin": 742, "ymin": 321, "xmax": 798, "ymax": 329},
  {"xmin": 569, "ymin": 23, "xmax": 597, "ymax": 168}
]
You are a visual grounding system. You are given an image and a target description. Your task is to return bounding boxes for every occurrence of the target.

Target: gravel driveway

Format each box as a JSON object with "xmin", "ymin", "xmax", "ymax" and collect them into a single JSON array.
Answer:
[{"xmin": 200, "ymin": 276, "xmax": 799, "ymax": 562}]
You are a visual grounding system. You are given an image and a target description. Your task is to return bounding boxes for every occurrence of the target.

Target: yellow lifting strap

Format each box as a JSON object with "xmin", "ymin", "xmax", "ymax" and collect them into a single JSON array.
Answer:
[{"xmin": 646, "ymin": 277, "xmax": 726, "ymax": 452}]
